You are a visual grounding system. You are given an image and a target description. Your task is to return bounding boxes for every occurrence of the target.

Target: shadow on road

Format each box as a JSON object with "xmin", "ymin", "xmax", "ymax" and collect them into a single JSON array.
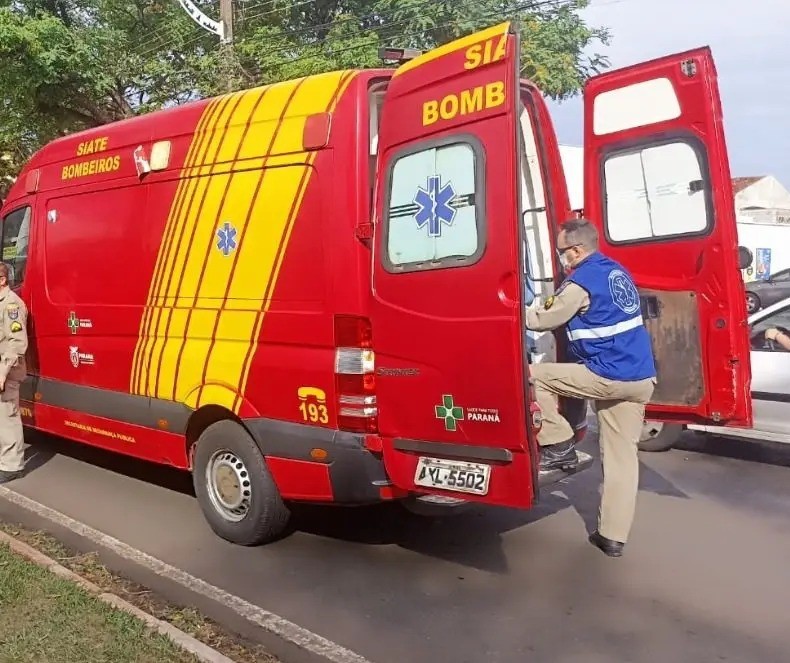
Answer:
[
  {"xmin": 287, "ymin": 436, "xmax": 690, "ymax": 573},
  {"xmin": 675, "ymin": 432, "xmax": 790, "ymax": 467},
  {"xmin": 12, "ymin": 431, "xmax": 790, "ymax": 663},
  {"xmin": 21, "ymin": 429, "xmax": 692, "ymax": 573},
  {"xmin": 23, "ymin": 431, "xmax": 195, "ymax": 496}
]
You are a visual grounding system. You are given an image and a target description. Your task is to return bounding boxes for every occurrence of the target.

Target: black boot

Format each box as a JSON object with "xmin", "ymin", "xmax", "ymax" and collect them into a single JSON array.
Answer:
[
  {"xmin": 538, "ymin": 440, "xmax": 578, "ymax": 471},
  {"xmin": 0, "ymin": 469, "xmax": 24, "ymax": 484},
  {"xmin": 588, "ymin": 530, "xmax": 624, "ymax": 557}
]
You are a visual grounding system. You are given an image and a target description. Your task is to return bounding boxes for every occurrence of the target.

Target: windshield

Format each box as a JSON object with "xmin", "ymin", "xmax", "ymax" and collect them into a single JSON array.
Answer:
[{"xmin": 1, "ymin": 206, "xmax": 31, "ymax": 287}]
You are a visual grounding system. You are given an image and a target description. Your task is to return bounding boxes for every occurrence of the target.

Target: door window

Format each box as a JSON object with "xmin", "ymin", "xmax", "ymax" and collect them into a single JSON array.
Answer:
[
  {"xmin": 770, "ymin": 268, "xmax": 790, "ymax": 282},
  {"xmin": 603, "ymin": 139, "xmax": 710, "ymax": 243},
  {"xmin": 383, "ymin": 138, "xmax": 484, "ymax": 271},
  {"xmin": 751, "ymin": 304, "xmax": 790, "ymax": 352},
  {"xmin": 1, "ymin": 206, "xmax": 31, "ymax": 287}
]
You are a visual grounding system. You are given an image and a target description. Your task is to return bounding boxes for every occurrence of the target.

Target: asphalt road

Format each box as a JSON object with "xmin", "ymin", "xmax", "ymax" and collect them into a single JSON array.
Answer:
[{"xmin": 2, "ymin": 425, "xmax": 789, "ymax": 663}]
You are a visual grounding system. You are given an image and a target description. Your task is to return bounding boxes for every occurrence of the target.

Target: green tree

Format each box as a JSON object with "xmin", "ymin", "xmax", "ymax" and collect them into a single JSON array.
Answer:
[
  {"xmin": 0, "ymin": 0, "xmax": 608, "ymax": 191},
  {"xmin": 233, "ymin": 0, "xmax": 608, "ymax": 97}
]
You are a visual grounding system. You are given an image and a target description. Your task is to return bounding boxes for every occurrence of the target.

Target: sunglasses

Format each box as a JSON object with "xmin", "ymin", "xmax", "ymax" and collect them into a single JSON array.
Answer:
[{"xmin": 556, "ymin": 243, "xmax": 581, "ymax": 258}]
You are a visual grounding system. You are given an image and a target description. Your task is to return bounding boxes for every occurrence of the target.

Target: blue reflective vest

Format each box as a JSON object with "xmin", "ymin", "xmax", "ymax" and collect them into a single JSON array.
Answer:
[{"xmin": 562, "ymin": 252, "xmax": 656, "ymax": 382}]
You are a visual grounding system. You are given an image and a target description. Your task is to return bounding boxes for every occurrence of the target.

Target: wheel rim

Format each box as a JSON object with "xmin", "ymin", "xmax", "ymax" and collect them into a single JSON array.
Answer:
[
  {"xmin": 746, "ymin": 294, "xmax": 758, "ymax": 313},
  {"xmin": 205, "ymin": 449, "xmax": 252, "ymax": 522},
  {"xmin": 641, "ymin": 421, "xmax": 664, "ymax": 442}
]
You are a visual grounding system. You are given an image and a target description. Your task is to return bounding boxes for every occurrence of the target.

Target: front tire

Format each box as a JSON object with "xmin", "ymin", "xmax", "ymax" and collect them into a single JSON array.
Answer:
[
  {"xmin": 193, "ymin": 419, "xmax": 291, "ymax": 546},
  {"xmin": 746, "ymin": 291, "xmax": 761, "ymax": 314},
  {"xmin": 638, "ymin": 421, "xmax": 683, "ymax": 452}
]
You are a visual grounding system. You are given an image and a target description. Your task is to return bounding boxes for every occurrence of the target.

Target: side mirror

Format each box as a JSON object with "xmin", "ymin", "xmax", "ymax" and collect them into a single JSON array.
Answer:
[{"xmin": 738, "ymin": 245, "xmax": 753, "ymax": 271}]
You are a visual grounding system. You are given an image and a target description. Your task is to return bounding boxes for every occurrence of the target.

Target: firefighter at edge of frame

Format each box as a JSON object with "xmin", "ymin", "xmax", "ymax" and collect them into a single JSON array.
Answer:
[
  {"xmin": 0, "ymin": 262, "xmax": 28, "ymax": 484},
  {"xmin": 525, "ymin": 218, "xmax": 657, "ymax": 559}
]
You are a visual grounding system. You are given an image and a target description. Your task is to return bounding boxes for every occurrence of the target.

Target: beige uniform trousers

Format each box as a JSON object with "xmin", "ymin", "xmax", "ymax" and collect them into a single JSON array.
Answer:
[
  {"xmin": 531, "ymin": 362, "xmax": 655, "ymax": 543},
  {"xmin": 0, "ymin": 285, "xmax": 28, "ymax": 474},
  {"xmin": 0, "ymin": 374, "xmax": 24, "ymax": 472}
]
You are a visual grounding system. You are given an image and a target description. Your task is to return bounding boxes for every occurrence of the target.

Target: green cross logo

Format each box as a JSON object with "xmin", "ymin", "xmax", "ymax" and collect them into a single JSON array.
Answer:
[
  {"xmin": 68, "ymin": 312, "xmax": 79, "ymax": 335},
  {"xmin": 435, "ymin": 395, "xmax": 464, "ymax": 432}
]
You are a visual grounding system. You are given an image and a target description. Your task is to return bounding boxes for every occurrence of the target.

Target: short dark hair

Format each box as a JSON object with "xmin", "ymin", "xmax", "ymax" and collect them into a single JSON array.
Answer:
[
  {"xmin": 0, "ymin": 263, "xmax": 8, "ymax": 281},
  {"xmin": 560, "ymin": 218, "xmax": 599, "ymax": 250}
]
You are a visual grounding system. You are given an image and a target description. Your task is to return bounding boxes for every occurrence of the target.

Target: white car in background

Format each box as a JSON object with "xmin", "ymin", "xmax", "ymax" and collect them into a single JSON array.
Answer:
[{"xmin": 639, "ymin": 296, "xmax": 790, "ymax": 451}]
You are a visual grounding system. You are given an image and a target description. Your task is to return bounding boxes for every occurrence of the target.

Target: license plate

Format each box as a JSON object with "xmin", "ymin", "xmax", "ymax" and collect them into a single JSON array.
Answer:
[{"xmin": 414, "ymin": 457, "xmax": 491, "ymax": 496}]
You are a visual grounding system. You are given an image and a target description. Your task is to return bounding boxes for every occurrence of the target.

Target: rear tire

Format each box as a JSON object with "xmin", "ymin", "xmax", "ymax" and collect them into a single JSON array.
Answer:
[
  {"xmin": 638, "ymin": 421, "xmax": 683, "ymax": 452},
  {"xmin": 192, "ymin": 419, "xmax": 291, "ymax": 546}
]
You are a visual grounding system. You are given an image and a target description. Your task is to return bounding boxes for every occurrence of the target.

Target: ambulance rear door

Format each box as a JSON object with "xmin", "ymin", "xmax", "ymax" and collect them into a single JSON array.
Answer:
[
  {"xmin": 371, "ymin": 23, "xmax": 539, "ymax": 507},
  {"xmin": 583, "ymin": 48, "xmax": 752, "ymax": 427}
]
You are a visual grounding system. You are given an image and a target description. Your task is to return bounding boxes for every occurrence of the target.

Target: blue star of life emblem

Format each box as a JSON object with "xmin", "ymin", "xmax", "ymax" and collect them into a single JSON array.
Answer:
[
  {"xmin": 608, "ymin": 269, "xmax": 640, "ymax": 315},
  {"xmin": 414, "ymin": 175, "xmax": 457, "ymax": 237},
  {"xmin": 216, "ymin": 221, "xmax": 238, "ymax": 257}
]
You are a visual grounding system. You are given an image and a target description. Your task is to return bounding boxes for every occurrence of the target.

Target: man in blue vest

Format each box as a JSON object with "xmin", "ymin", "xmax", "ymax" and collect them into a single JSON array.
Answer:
[{"xmin": 526, "ymin": 218, "xmax": 656, "ymax": 558}]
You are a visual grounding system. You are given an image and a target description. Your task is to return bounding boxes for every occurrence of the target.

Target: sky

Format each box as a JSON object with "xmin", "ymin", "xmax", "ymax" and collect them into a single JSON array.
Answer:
[{"xmin": 547, "ymin": 0, "xmax": 790, "ymax": 185}]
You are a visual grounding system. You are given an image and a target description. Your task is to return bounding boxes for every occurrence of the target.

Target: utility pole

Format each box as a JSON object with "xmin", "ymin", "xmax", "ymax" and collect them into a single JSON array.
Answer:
[
  {"xmin": 176, "ymin": 0, "xmax": 239, "ymax": 93},
  {"xmin": 219, "ymin": 0, "xmax": 233, "ymax": 45},
  {"xmin": 219, "ymin": 0, "xmax": 235, "ymax": 92}
]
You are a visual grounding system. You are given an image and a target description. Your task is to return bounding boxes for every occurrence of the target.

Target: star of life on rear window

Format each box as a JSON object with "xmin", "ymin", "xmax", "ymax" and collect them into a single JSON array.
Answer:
[{"xmin": 385, "ymin": 141, "xmax": 482, "ymax": 269}]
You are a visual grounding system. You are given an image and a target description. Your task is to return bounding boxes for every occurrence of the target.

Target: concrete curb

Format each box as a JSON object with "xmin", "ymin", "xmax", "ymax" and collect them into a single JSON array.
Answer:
[
  {"xmin": 0, "ymin": 530, "xmax": 236, "ymax": 663},
  {"xmin": 0, "ymin": 486, "xmax": 372, "ymax": 663}
]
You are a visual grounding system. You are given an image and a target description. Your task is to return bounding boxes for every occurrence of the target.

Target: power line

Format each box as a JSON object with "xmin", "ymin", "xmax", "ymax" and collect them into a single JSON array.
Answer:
[
  {"xmin": 240, "ymin": 0, "xmax": 326, "ymax": 25},
  {"xmin": 137, "ymin": 0, "xmax": 321, "ymax": 59},
  {"xmin": 137, "ymin": 0, "xmax": 573, "ymax": 63},
  {"xmin": 139, "ymin": 0, "xmax": 582, "ymax": 104},
  {"xmin": 250, "ymin": 0, "xmax": 576, "ymax": 77}
]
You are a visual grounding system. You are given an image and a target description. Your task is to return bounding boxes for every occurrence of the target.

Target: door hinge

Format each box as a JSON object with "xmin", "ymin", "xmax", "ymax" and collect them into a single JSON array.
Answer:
[{"xmin": 680, "ymin": 59, "xmax": 698, "ymax": 77}]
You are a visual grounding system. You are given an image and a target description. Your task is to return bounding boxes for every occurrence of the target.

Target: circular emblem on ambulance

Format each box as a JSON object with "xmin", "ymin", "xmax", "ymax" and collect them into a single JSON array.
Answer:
[
  {"xmin": 69, "ymin": 346, "xmax": 80, "ymax": 368},
  {"xmin": 608, "ymin": 270, "xmax": 640, "ymax": 315}
]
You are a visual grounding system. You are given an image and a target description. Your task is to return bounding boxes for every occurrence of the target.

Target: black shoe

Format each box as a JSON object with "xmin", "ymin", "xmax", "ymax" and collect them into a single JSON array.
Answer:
[
  {"xmin": 539, "ymin": 440, "xmax": 578, "ymax": 471},
  {"xmin": 589, "ymin": 530, "xmax": 624, "ymax": 557},
  {"xmin": 0, "ymin": 470, "xmax": 23, "ymax": 484}
]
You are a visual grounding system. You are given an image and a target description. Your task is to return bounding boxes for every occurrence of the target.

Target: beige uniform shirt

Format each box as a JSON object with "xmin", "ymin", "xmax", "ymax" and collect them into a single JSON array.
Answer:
[
  {"xmin": 0, "ymin": 287, "xmax": 28, "ymax": 383},
  {"xmin": 525, "ymin": 282, "xmax": 590, "ymax": 332}
]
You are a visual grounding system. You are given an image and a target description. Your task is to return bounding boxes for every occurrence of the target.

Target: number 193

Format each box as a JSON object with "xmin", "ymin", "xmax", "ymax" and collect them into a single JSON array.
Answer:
[{"xmin": 299, "ymin": 401, "xmax": 328, "ymax": 424}]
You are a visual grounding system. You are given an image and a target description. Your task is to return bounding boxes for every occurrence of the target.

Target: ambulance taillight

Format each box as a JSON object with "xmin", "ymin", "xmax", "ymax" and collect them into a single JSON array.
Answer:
[{"xmin": 334, "ymin": 315, "xmax": 377, "ymax": 433}]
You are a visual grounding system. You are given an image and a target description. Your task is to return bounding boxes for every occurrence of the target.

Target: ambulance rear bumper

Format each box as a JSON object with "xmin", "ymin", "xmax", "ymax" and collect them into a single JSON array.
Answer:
[
  {"xmin": 402, "ymin": 450, "xmax": 594, "ymax": 515},
  {"xmin": 244, "ymin": 417, "xmax": 389, "ymax": 505}
]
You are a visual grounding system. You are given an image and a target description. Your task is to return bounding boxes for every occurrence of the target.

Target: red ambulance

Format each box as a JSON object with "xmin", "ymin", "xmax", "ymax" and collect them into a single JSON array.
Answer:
[{"xmin": 0, "ymin": 22, "xmax": 751, "ymax": 545}]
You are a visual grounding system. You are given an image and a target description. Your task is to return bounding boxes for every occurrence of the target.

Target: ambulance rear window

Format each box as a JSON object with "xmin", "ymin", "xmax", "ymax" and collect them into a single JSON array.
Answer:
[
  {"xmin": 602, "ymin": 138, "xmax": 712, "ymax": 244},
  {"xmin": 382, "ymin": 137, "xmax": 483, "ymax": 271}
]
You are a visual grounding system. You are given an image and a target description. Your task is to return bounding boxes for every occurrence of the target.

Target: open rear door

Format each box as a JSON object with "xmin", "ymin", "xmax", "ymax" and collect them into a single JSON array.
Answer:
[
  {"xmin": 371, "ymin": 23, "xmax": 538, "ymax": 507},
  {"xmin": 584, "ymin": 48, "xmax": 752, "ymax": 427}
]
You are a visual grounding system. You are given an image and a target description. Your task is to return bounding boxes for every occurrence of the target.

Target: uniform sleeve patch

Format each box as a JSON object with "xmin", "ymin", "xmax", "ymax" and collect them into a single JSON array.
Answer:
[
  {"xmin": 544, "ymin": 296, "xmax": 555, "ymax": 310},
  {"xmin": 9, "ymin": 321, "xmax": 22, "ymax": 333},
  {"xmin": 6, "ymin": 304, "xmax": 18, "ymax": 321}
]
